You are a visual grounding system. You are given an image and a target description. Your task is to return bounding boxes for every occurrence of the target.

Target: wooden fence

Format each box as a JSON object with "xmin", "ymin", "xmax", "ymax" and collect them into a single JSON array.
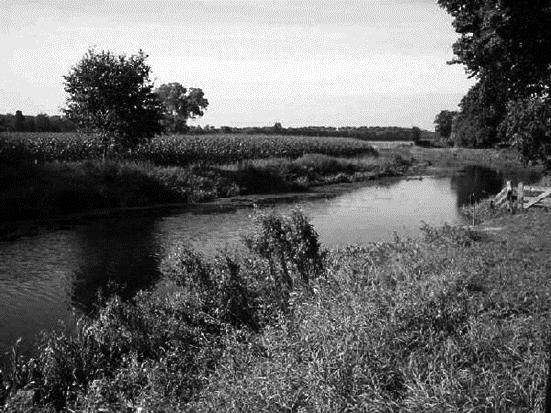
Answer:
[{"xmin": 494, "ymin": 181, "xmax": 551, "ymax": 210}]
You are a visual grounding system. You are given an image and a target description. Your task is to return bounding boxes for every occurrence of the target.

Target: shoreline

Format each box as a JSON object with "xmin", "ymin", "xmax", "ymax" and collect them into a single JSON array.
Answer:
[
  {"xmin": 0, "ymin": 175, "xmax": 405, "ymax": 242},
  {"xmin": 1, "ymin": 146, "xmax": 543, "ymax": 242}
]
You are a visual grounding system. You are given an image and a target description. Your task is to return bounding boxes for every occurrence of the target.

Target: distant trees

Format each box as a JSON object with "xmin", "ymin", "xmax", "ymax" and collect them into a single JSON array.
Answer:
[
  {"xmin": 154, "ymin": 83, "xmax": 208, "ymax": 133},
  {"xmin": 0, "ymin": 112, "xmax": 75, "ymax": 132},
  {"xmin": 63, "ymin": 48, "xmax": 163, "ymax": 156}
]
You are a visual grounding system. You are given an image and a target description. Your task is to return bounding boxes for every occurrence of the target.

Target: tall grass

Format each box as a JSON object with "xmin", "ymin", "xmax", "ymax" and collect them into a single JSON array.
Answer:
[
  {"xmin": 3, "ymin": 209, "xmax": 548, "ymax": 411},
  {"xmin": 0, "ymin": 153, "xmax": 406, "ymax": 223}
]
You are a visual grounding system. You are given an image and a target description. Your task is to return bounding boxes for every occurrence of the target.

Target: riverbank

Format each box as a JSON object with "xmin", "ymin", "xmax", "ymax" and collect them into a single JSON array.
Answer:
[
  {"xmin": 3, "ymin": 144, "xmax": 545, "ymax": 241},
  {"xmin": 0, "ymin": 152, "xmax": 409, "ymax": 238},
  {"xmin": 2, "ymin": 206, "xmax": 549, "ymax": 411},
  {"xmin": 379, "ymin": 144, "xmax": 544, "ymax": 177}
]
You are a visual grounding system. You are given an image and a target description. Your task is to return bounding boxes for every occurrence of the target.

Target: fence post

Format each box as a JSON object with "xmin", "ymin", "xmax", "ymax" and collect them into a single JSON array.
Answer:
[
  {"xmin": 506, "ymin": 181, "xmax": 513, "ymax": 212},
  {"xmin": 517, "ymin": 182, "xmax": 524, "ymax": 210}
]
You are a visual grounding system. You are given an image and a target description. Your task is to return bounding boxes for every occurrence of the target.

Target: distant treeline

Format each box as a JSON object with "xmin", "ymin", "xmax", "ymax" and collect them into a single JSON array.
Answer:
[
  {"xmin": 1, "ymin": 111, "xmax": 431, "ymax": 141},
  {"xmin": 188, "ymin": 123, "xmax": 432, "ymax": 141},
  {"xmin": 0, "ymin": 111, "xmax": 76, "ymax": 133}
]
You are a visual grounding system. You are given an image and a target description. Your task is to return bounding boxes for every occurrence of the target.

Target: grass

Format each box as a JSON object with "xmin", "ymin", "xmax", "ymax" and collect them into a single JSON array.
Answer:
[
  {"xmin": 0, "ymin": 153, "xmax": 408, "ymax": 224},
  {"xmin": 381, "ymin": 144, "xmax": 544, "ymax": 177},
  {"xmin": 2, "ymin": 207, "xmax": 550, "ymax": 411}
]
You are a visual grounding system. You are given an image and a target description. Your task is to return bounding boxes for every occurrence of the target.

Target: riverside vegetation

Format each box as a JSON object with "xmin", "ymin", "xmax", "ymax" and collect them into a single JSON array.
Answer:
[
  {"xmin": 1, "ymin": 206, "xmax": 549, "ymax": 411},
  {"xmin": 0, "ymin": 132, "xmax": 411, "ymax": 224}
]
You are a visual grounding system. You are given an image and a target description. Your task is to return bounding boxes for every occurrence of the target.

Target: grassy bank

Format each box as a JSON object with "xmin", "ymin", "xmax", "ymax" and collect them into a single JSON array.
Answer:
[
  {"xmin": 380, "ymin": 144, "xmax": 544, "ymax": 176},
  {"xmin": 2, "ymin": 207, "xmax": 550, "ymax": 411},
  {"xmin": 0, "ymin": 153, "xmax": 407, "ymax": 224}
]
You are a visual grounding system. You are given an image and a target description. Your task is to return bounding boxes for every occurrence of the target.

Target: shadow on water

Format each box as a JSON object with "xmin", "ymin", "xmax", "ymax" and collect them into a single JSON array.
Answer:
[
  {"xmin": 70, "ymin": 217, "xmax": 163, "ymax": 314},
  {"xmin": 450, "ymin": 166, "xmax": 505, "ymax": 206},
  {"xmin": 450, "ymin": 165, "xmax": 542, "ymax": 207},
  {"xmin": 0, "ymin": 217, "xmax": 163, "ymax": 364}
]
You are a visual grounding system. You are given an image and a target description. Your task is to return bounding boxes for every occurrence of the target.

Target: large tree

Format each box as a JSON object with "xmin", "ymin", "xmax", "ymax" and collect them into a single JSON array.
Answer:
[
  {"xmin": 438, "ymin": 0, "xmax": 551, "ymax": 99},
  {"xmin": 64, "ymin": 48, "xmax": 163, "ymax": 156},
  {"xmin": 438, "ymin": 0, "xmax": 551, "ymax": 153},
  {"xmin": 155, "ymin": 83, "xmax": 208, "ymax": 133}
]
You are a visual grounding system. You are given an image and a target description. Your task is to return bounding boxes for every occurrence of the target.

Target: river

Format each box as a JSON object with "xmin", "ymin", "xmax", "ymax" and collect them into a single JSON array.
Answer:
[{"xmin": 0, "ymin": 166, "xmax": 539, "ymax": 360}]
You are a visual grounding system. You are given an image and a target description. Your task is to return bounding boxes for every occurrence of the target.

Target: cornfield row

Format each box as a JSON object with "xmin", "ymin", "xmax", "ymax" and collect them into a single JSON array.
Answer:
[{"xmin": 0, "ymin": 132, "xmax": 376, "ymax": 165}]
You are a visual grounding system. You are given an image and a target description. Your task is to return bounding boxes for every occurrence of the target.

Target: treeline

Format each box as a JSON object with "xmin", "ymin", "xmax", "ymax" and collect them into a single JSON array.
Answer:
[
  {"xmin": 0, "ymin": 111, "xmax": 76, "ymax": 132},
  {"xmin": 1, "ymin": 111, "xmax": 430, "ymax": 142},
  {"xmin": 188, "ymin": 123, "xmax": 431, "ymax": 141}
]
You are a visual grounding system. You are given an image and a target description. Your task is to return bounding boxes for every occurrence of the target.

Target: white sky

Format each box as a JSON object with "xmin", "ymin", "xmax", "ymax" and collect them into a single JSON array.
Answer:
[{"xmin": 0, "ymin": 0, "xmax": 473, "ymax": 130}]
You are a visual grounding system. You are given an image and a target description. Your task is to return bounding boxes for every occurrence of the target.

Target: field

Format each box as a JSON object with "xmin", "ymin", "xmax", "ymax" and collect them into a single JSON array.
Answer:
[{"xmin": 0, "ymin": 132, "xmax": 376, "ymax": 165}]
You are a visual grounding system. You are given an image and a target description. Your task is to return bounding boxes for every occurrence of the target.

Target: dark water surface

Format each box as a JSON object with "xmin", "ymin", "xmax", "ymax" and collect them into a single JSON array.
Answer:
[{"xmin": 0, "ymin": 166, "xmax": 539, "ymax": 360}]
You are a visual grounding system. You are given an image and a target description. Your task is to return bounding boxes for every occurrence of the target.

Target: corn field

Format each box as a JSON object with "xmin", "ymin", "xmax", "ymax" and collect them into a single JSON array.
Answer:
[{"xmin": 0, "ymin": 132, "xmax": 376, "ymax": 165}]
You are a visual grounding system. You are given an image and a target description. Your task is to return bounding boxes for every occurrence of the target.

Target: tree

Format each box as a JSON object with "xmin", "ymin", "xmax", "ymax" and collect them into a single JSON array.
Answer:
[
  {"xmin": 35, "ymin": 113, "xmax": 51, "ymax": 132},
  {"xmin": 438, "ymin": 0, "xmax": 551, "ymax": 154},
  {"xmin": 434, "ymin": 110, "xmax": 457, "ymax": 141},
  {"xmin": 452, "ymin": 78, "xmax": 508, "ymax": 148},
  {"xmin": 411, "ymin": 126, "xmax": 422, "ymax": 144},
  {"xmin": 438, "ymin": 0, "xmax": 551, "ymax": 100},
  {"xmin": 154, "ymin": 83, "xmax": 208, "ymax": 133},
  {"xmin": 499, "ymin": 96, "xmax": 551, "ymax": 167},
  {"xmin": 64, "ymin": 48, "xmax": 163, "ymax": 156},
  {"xmin": 14, "ymin": 110, "xmax": 25, "ymax": 131}
]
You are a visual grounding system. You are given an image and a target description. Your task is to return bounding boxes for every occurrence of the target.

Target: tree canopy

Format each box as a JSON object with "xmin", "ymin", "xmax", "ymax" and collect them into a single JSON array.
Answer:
[
  {"xmin": 438, "ymin": 0, "xmax": 551, "ymax": 162},
  {"xmin": 155, "ymin": 83, "xmax": 209, "ymax": 133},
  {"xmin": 64, "ymin": 48, "xmax": 163, "ymax": 155},
  {"xmin": 438, "ymin": 0, "xmax": 551, "ymax": 99},
  {"xmin": 434, "ymin": 110, "xmax": 457, "ymax": 142}
]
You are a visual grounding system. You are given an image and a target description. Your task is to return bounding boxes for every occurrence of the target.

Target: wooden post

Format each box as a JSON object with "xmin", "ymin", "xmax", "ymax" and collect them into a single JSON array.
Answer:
[
  {"xmin": 506, "ymin": 181, "xmax": 513, "ymax": 212},
  {"xmin": 517, "ymin": 182, "xmax": 524, "ymax": 210}
]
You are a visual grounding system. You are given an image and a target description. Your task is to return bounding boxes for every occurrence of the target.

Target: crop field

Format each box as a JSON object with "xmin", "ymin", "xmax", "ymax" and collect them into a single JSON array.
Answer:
[{"xmin": 0, "ymin": 132, "xmax": 376, "ymax": 165}]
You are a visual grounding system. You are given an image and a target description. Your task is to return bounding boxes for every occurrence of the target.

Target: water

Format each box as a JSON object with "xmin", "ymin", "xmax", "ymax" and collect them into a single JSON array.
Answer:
[{"xmin": 0, "ymin": 166, "xmax": 538, "ymax": 360}]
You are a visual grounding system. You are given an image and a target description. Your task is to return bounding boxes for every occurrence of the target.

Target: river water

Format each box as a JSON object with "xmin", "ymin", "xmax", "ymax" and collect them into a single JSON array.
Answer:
[{"xmin": 0, "ymin": 166, "xmax": 539, "ymax": 360}]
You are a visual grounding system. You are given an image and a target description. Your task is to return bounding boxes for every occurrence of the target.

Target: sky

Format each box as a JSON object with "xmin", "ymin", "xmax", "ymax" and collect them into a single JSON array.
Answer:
[{"xmin": 0, "ymin": 0, "xmax": 474, "ymax": 130}]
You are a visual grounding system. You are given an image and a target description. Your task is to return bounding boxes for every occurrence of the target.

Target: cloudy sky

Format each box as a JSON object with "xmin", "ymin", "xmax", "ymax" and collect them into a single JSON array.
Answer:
[{"xmin": 1, "ymin": 0, "xmax": 473, "ymax": 130}]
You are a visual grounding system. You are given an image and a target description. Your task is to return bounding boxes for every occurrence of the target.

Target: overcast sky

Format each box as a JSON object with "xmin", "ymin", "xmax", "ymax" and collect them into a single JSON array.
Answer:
[{"xmin": 1, "ymin": 0, "xmax": 473, "ymax": 130}]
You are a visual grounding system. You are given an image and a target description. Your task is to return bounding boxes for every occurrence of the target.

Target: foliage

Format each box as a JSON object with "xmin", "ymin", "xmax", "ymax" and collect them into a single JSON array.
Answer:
[
  {"xmin": 411, "ymin": 126, "xmax": 421, "ymax": 145},
  {"xmin": 433, "ymin": 110, "xmax": 457, "ymax": 143},
  {"xmin": 2, "ymin": 211, "xmax": 324, "ymax": 411},
  {"xmin": 0, "ymin": 112, "xmax": 76, "ymax": 133},
  {"xmin": 0, "ymin": 132, "xmax": 377, "ymax": 165},
  {"xmin": 437, "ymin": 0, "xmax": 551, "ymax": 99},
  {"xmin": 63, "ymin": 49, "xmax": 163, "ymax": 155},
  {"xmin": 155, "ymin": 83, "xmax": 208, "ymax": 133},
  {"xmin": 244, "ymin": 209, "xmax": 326, "ymax": 289},
  {"xmin": 499, "ymin": 96, "xmax": 551, "ymax": 168},
  {"xmin": 438, "ymin": 0, "xmax": 551, "ymax": 154},
  {"xmin": 4, "ymin": 211, "xmax": 551, "ymax": 410},
  {"xmin": 0, "ymin": 153, "xmax": 402, "ymax": 222},
  {"xmin": 451, "ymin": 79, "xmax": 508, "ymax": 148}
]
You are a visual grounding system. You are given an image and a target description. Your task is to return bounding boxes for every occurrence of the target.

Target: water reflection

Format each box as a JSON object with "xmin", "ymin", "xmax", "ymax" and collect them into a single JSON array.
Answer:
[
  {"xmin": 70, "ymin": 218, "xmax": 162, "ymax": 313},
  {"xmin": 450, "ymin": 166, "xmax": 504, "ymax": 206}
]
